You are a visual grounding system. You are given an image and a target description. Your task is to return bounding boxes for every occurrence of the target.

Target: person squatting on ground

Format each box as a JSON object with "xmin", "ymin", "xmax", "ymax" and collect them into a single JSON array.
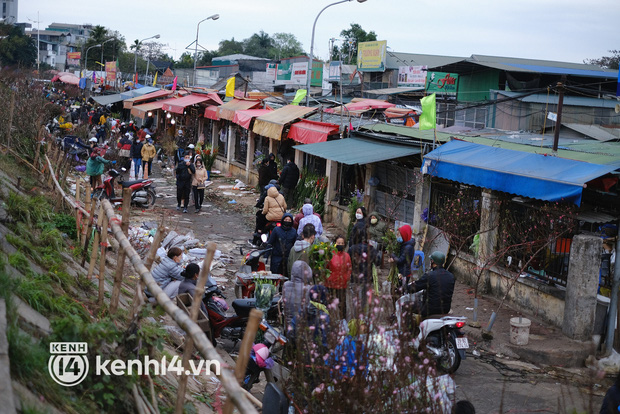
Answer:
[
  {"xmin": 150, "ymin": 247, "xmax": 184, "ymax": 299},
  {"xmin": 192, "ymin": 157, "xmax": 209, "ymax": 212},
  {"xmin": 177, "ymin": 263, "xmax": 208, "ymax": 314},
  {"xmin": 325, "ymin": 235, "xmax": 352, "ymax": 319},
  {"xmin": 176, "ymin": 153, "xmax": 195, "ymax": 213},
  {"xmin": 266, "ymin": 213, "xmax": 297, "ymax": 277},
  {"xmin": 86, "ymin": 147, "xmax": 115, "ymax": 192},
  {"xmin": 140, "ymin": 136, "xmax": 156, "ymax": 179}
]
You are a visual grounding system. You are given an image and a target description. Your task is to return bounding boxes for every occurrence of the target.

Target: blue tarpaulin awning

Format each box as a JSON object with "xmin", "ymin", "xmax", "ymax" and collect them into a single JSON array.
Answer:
[
  {"xmin": 422, "ymin": 140, "xmax": 618, "ymax": 205},
  {"xmin": 295, "ymin": 137, "xmax": 421, "ymax": 165}
]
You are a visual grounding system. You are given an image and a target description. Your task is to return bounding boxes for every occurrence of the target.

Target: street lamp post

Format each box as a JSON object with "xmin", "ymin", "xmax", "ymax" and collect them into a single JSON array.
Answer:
[
  {"xmin": 133, "ymin": 34, "xmax": 161, "ymax": 75},
  {"xmin": 84, "ymin": 43, "xmax": 101, "ymax": 74},
  {"xmin": 192, "ymin": 14, "xmax": 220, "ymax": 86},
  {"xmin": 305, "ymin": 0, "xmax": 366, "ymax": 106}
]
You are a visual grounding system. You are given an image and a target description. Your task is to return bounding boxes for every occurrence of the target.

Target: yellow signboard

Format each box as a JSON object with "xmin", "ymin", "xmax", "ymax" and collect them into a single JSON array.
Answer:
[{"xmin": 357, "ymin": 40, "xmax": 387, "ymax": 72}]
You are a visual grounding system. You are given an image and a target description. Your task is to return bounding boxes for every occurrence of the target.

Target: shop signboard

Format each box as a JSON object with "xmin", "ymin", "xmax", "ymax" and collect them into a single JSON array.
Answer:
[
  {"xmin": 426, "ymin": 71, "xmax": 459, "ymax": 96},
  {"xmin": 398, "ymin": 65, "xmax": 427, "ymax": 87},
  {"xmin": 357, "ymin": 40, "xmax": 387, "ymax": 72}
]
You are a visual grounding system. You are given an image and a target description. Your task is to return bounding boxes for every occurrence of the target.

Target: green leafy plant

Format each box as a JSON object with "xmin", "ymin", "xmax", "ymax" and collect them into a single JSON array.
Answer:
[
  {"xmin": 196, "ymin": 144, "xmax": 218, "ymax": 170},
  {"xmin": 293, "ymin": 169, "xmax": 328, "ymax": 214},
  {"xmin": 308, "ymin": 241, "xmax": 337, "ymax": 283}
]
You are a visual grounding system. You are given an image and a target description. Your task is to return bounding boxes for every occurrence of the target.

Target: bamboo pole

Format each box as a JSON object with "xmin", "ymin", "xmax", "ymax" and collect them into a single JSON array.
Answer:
[
  {"xmin": 131, "ymin": 222, "xmax": 167, "ymax": 319},
  {"xmin": 110, "ymin": 188, "xmax": 132, "ymax": 314},
  {"xmin": 101, "ymin": 200, "xmax": 257, "ymax": 414},
  {"xmin": 87, "ymin": 205, "xmax": 104, "ymax": 279},
  {"xmin": 75, "ymin": 182, "xmax": 81, "ymax": 239},
  {"xmin": 222, "ymin": 308, "xmax": 264, "ymax": 414},
  {"xmin": 97, "ymin": 212, "xmax": 109, "ymax": 307},
  {"xmin": 47, "ymin": 146, "xmax": 58, "ymax": 187},
  {"xmin": 33, "ymin": 127, "xmax": 43, "ymax": 170},
  {"xmin": 174, "ymin": 242, "xmax": 218, "ymax": 414},
  {"xmin": 83, "ymin": 182, "xmax": 92, "ymax": 245},
  {"xmin": 82, "ymin": 201, "xmax": 97, "ymax": 266},
  {"xmin": 6, "ymin": 90, "xmax": 14, "ymax": 148}
]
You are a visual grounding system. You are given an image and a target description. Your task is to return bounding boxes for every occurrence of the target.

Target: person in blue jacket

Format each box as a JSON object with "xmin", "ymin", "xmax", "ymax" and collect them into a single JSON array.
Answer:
[
  {"xmin": 265, "ymin": 213, "xmax": 297, "ymax": 277},
  {"xmin": 389, "ymin": 224, "xmax": 416, "ymax": 290}
]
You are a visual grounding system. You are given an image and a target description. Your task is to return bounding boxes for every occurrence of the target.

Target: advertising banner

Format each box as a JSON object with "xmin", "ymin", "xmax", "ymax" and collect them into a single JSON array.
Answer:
[
  {"xmin": 328, "ymin": 61, "xmax": 341, "ymax": 81},
  {"xmin": 310, "ymin": 61, "xmax": 323, "ymax": 87},
  {"xmin": 105, "ymin": 61, "xmax": 117, "ymax": 73},
  {"xmin": 276, "ymin": 62, "xmax": 292, "ymax": 83},
  {"xmin": 357, "ymin": 40, "xmax": 387, "ymax": 72},
  {"xmin": 398, "ymin": 65, "xmax": 427, "ymax": 87},
  {"xmin": 426, "ymin": 71, "xmax": 459, "ymax": 96},
  {"xmin": 67, "ymin": 52, "xmax": 81, "ymax": 59},
  {"xmin": 266, "ymin": 63, "xmax": 277, "ymax": 80},
  {"xmin": 291, "ymin": 62, "xmax": 307, "ymax": 85}
]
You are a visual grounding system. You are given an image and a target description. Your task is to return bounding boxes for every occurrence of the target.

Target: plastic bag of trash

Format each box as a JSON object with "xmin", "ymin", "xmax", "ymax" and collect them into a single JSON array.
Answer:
[
  {"xmin": 183, "ymin": 238, "xmax": 200, "ymax": 249},
  {"xmin": 233, "ymin": 179, "xmax": 246, "ymax": 190}
]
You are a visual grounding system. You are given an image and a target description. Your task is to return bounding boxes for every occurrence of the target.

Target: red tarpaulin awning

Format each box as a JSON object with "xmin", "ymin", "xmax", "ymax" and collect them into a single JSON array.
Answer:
[
  {"xmin": 324, "ymin": 98, "xmax": 396, "ymax": 114},
  {"xmin": 232, "ymin": 109, "xmax": 273, "ymax": 130},
  {"xmin": 162, "ymin": 93, "xmax": 222, "ymax": 114},
  {"xmin": 131, "ymin": 97, "xmax": 179, "ymax": 118},
  {"xmin": 287, "ymin": 119, "xmax": 340, "ymax": 144},
  {"xmin": 123, "ymin": 90, "xmax": 173, "ymax": 109},
  {"xmin": 204, "ymin": 105, "xmax": 220, "ymax": 121},
  {"xmin": 217, "ymin": 98, "xmax": 262, "ymax": 121}
]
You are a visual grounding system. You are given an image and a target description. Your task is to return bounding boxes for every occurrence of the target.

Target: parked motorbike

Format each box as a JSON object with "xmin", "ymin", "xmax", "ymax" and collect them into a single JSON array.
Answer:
[
  {"xmin": 242, "ymin": 319, "xmax": 288, "ymax": 391},
  {"xmin": 56, "ymin": 135, "xmax": 90, "ymax": 161},
  {"xmin": 92, "ymin": 168, "xmax": 157, "ymax": 208},
  {"xmin": 397, "ymin": 290, "xmax": 469, "ymax": 373},
  {"xmin": 204, "ymin": 278, "xmax": 281, "ymax": 346},
  {"xmin": 235, "ymin": 234, "xmax": 287, "ymax": 299}
]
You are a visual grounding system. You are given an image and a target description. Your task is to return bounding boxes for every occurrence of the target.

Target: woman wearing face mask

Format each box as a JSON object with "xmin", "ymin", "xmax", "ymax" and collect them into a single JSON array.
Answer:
[
  {"xmin": 350, "ymin": 207, "xmax": 368, "ymax": 244},
  {"xmin": 191, "ymin": 157, "xmax": 208, "ymax": 213},
  {"xmin": 266, "ymin": 213, "xmax": 297, "ymax": 277},
  {"xmin": 326, "ymin": 235, "xmax": 352, "ymax": 319},
  {"xmin": 175, "ymin": 153, "xmax": 195, "ymax": 213},
  {"xmin": 389, "ymin": 224, "xmax": 416, "ymax": 290}
]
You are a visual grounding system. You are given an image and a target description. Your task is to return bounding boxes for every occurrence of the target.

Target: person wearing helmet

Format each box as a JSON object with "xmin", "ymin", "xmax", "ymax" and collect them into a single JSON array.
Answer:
[
  {"xmin": 86, "ymin": 146, "xmax": 115, "ymax": 192},
  {"xmin": 408, "ymin": 251, "xmax": 455, "ymax": 317}
]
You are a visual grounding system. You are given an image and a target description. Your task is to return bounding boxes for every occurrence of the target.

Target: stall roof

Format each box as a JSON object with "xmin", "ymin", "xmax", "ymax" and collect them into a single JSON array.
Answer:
[
  {"xmin": 423, "ymin": 140, "xmax": 618, "ymax": 205},
  {"xmin": 295, "ymin": 137, "xmax": 421, "ymax": 165},
  {"xmin": 253, "ymin": 105, "xmax": 317, "ymax": 140},
  {"xmin": 288, "ymin": 120, "xmax": 340, "ymax": 144},
  {"xmin": 232, "ymin": 109, "xmax": 273, "ymax": 130},
  {"xmin": 130, "ymin": 97, "xmax": 179, "ymax": 118},
  {"xmin": 561, "ymin": 123, "xmax": 620, "ymax": 142},
  {"xmin": 217, "ymin": 98, "xmax": 262, "ymax": 121},
  {"xmin": 324, "ymin": 98, "xmax": 396, "ymax": 115},
  {"xmin": 363, "ymin": 86, "xmax": 425, "ymax": 96},
  {"xmin": 123, "ymin": 90, "xmax": 172, "ymax": 109},
  {"xmin": 161, "ymin": 93, "xmax": 222, "ymax": 114},
  {"xmin": 204, "ymin": 105, "xmax": 219, "ymax": 121},
  {"xmin": 93, "ymin": 87, "xmax": 159, "ymax": 106}
]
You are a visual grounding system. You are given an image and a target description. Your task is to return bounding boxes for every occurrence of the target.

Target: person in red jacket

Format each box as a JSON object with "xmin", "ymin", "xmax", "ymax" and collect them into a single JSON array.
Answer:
[{"xmin": 326, "ymin": 235, "xmax": 352, "ymax": 319}]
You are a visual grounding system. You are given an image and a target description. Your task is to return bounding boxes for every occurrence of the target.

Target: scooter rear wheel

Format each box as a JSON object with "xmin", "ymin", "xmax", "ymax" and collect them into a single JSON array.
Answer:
[{"xmin": 434, "ymin": 332, "xmax": 461, "ymax": 374}]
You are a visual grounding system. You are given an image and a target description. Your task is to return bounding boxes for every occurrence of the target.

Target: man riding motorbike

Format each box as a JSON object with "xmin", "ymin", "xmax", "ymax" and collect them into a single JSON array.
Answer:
[{"xmin": 405, "ymin": 251, "xmax": 455, "ymax": 317}]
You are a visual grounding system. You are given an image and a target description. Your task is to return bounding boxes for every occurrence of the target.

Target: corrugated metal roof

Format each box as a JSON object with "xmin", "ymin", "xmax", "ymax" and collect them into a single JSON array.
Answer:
[
  {"xmin": 295, "ymin": 137, "xmax": 421, "ymax": 165},
  {"xmin": 364, "ymin": 87, "xmax": 425, "ymax": 96},
  {"xmin": 468, "ymin": 54, "xmax": 617, "ymax": 78},
  {"xmin": 360, "ymin": 123, "xmax": 455, "ymax": 143},
  {"xmin": 386, "ymin": 52, "xmax": 465, "ymax": 70},
  {"xmin": 494, "ymin": 90, "xmax": 619, "ymax": 109},
  {"xmin": 562, "ymin": 123, "xmax": 620, "ymax": 142}
]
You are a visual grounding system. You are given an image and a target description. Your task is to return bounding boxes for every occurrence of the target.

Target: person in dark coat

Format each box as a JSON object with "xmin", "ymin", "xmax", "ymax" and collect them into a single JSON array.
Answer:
[
  {"xmin": 130, "ymin": 138, "xmax": 143, "ymax": 179},
  {"xmin": 265, "ymin": 213, "xmax": 297, "ymax": 277},
  {"xmin": 601, "ymin": 371, "xmax": 620, "ymax": 413},
  {"xmin": 348, "ymin": 225, "xmax": 379, "ymax": 314},
  {"xmin": 278, "ymin": 156, "xmax": 300, "ymax": 208},
  {"xmin": 176, "ymin": 153, "xmax": 195, "ymax": 213},
  {"xmin": 257, "ymin": 158, "xmax": 271, "ymax": 188},
  {"xmin": 390, "ymin": 224, "xmax": 416, "ymax": 288},
  {"xmin": 268, "ymin": 153, "xmax": 279, "ymax": 181},
  {"xmin": 408, "ymin": 251, "xmax": 455, "ymax": 317}
]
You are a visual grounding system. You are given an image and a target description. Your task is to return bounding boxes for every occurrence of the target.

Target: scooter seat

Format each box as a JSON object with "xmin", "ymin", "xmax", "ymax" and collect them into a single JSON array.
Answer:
[
  {"xmin": 120, "ymin": 179, "xmax": 145, "ymax": 187},
  {"xmin": 232, "ymin": 296, "xmax": 281, "ymax": 318}
]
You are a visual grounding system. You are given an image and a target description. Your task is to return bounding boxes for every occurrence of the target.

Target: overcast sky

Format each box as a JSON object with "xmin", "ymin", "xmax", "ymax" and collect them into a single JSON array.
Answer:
[{"xmin": 20, "ymin": 0, "xmax": 620, "ymax": 65}]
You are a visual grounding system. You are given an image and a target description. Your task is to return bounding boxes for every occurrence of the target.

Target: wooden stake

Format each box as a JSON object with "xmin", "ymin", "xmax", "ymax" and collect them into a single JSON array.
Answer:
[
  {"xmin": 87, "ymin": 205, "xmax": 104, "ymax": 279},
  {"xmin": 131, "ymin": 221, "xmax": 167, "ymax": 319},
  {"xmin": 110, "ymin": 188, "xmax": 132, "ymax": 314},
  {"xmin": 174, "ymin": 242, "xmax": 218, "ymax": 414},
  {"xmin": 6, "ymin": 90, "xmax": 14, "ymax": 148},
  {"xmin": 82, "ymin": 201, "xmax": 97, "ymax": 266},
  {"xmin": 33, "ymin": 128, "xmax": 43, "ymax": 170},
  {"xmin": 75, "ymin": 182, "xmax": 81, "ymax": 238},
  {"xmin": 97, "ymin": 212, "xmax": 109, "ymax": 307},
  {"xmin": 222, "ymin": 308, "xmax": 264, "ymax": 414}
]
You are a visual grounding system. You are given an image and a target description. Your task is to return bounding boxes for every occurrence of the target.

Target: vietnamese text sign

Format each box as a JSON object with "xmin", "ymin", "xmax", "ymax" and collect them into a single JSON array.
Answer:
[
  {"xmin": 67, "ymin": 52, "xmax": 81, "ymax": 59},
  {"xmin": 357, "ymin": 40, "xmax": 387, "ymax": 72},
  {"xmin": 398, "ymin": 65, "xmax": 427, "ymax": 87},
  {"xmin": 276, "ymin": 62, "xmax": 292, "ymax": 83},
  {"xmin": 266, "ymin": 63, "xmax": 277, "ymax": 80},
  {"xmin": 105, "ymin": 61, "xmax": 117, "ymax": 73},
  {"xmin": 426, "ymin": 71, "xmax": 459, "ymax": 96},
  {"xmin": 328, "ymin": 61, "xmax": 341, "ymax": 81},
  {"xmin": 291, "ymin": 62, "xmax": 308, "ymax": 85},
  {"xmin": 311, "ymin": 61, "xmax": 323, "ymax": 87}
]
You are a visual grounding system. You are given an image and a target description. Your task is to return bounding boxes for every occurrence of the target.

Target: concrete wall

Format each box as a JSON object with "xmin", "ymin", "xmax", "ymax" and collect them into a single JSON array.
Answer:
[{"xmin": 451, "ymin": 251, "xmax": 567, "ymax": 328}]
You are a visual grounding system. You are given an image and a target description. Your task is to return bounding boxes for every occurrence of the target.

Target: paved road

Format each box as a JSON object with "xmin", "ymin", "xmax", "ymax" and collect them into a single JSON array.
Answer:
[{"xmin": 455, "ymin": 349, "xmax": 605, "ymax": 414}]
